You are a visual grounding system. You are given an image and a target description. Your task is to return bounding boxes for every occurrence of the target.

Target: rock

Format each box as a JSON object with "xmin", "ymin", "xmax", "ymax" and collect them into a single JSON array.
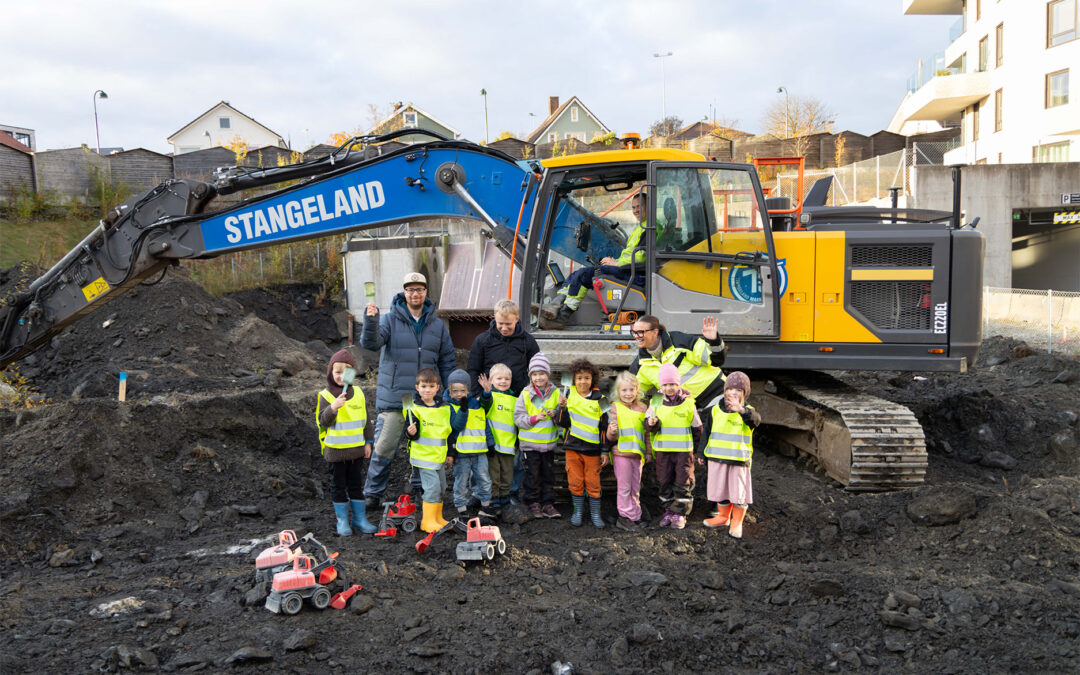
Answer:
[
  {"xmin": 49, "ymin": 547, "xmax": 75, "ymax": 567},
  {"xmin": 102, "ymin": 645, "xmax": 159, "ymax": 669},
  {"xmin": 609, "ymin": 636, "xmax": 629, "ymax": 665},
  {"xmin": 626, "ymin": 571, "xmax": 668, "ymax": 587},
  {"xmin": 275, "ymin": 350, "xmax": 317, "ymax": 376},
  {"xmin": 971, "ymin": 424, "xmax": 995, "ymax": 446},
  {"xmin": 284, "ymin": 629, "xmax": 317, "ymax": 652},
  {"xmin": 224, "ymin": 646, "xmax": 273, "ymax": 664},
  {"xmin": 629, "ymin": 622, "xmax": 661, "ymax": 644},
  {"xmin": 700, "ymin": 572, "xmax": 724, "ymax": 590},
  {"xmin": 907, "ymin": 486, "xmax": 977, "ymax": 525},
  {"xmin": 408, "ymin": 646, "xmax": 447, "ymax": 657},
  {"xmin": 1059, "ymin": 410, "xmax": 1078, "ymax": 426},
  {"xmin": 403, "ymin": 626, "xmax": 431, "ymax": 641},
  {"xmin": 1051, "ymin": 369, "xmax": 1076, "ymax": 384},
  {"xmin": 90, "ymin": 549, "xmax": 104, "ymax": 564},
  {"xmin": 1012, "ymin": 343, "xmax": 1033, "ymax": 359},
  {"xmin": 839, "ymin": 509, "xmax": 871, "ymax": 535},
  {"xmin": 941, "ymin": 588, "xmax": 979, "ymax": 614},
  {"xmin": 244, "ymin": 582, "xmax": 269, "ymax": 607},
  {"xmin": 892, "ymin": 590, "xmax": 921, "ymax": 609},
  {"xmin": 1048, "ymin": 430, "xmax": 1077, "ymax": 461},
  {"xmin": 375, "ymin": 561, "xmax": 389, "ymax": 576},
  {"xmin": 438, "ymin": 566, "xmax": 466, "ymax": 582},
  {"xmin": 984, "ymin": 354, "xmax": 1007, "ymax": 366},
  {"xmin": 980, "ymin": 451, "xmax": 1018, "ymax": 470},
  {"xmin": 1046, "ymin": 579, "xmax": 1080, "ymax": 597},
  {"xmin": 879, "ymin": 611, "xmax": 921, "ymax": 631},
  {"xmin": 808, "ymin": 579, "xmax": 844, "ymax": 597},
  {"xmin": 348, "ymin": 594, "xmax": 375, "ymax": 615}
]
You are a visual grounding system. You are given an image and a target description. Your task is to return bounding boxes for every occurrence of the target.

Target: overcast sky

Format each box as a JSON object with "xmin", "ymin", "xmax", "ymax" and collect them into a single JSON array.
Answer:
[{"xmin": 3, "ymin": 1, "xmax": 955, "ymax": 153}]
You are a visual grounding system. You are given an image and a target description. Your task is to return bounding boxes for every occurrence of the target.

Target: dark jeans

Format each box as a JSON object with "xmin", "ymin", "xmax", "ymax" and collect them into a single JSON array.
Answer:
[
  {"xmin": 329, "ymin": 459, "xmax": 365, "ymax": 503},
  {"xmin": 566, "ymin": 265, "xmax": 643, "ymax": 297},
  {"xmin": 522, "ymin": 450, "xmax": 556, "ymax": 506},
  {"xmin": 655, "ymin": 452, "xmax": 695, "ymax": 515}
]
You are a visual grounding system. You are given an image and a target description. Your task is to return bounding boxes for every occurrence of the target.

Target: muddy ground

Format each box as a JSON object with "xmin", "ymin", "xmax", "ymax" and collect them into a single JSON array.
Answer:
[{"xmin": 1, "ymin": 267, "xmax": 1078, "ymax": 673}]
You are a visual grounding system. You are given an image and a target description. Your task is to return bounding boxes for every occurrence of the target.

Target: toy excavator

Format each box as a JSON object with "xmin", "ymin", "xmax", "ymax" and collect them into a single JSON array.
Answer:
[{"xmin": 0, "ymin": 129, "xmax": 984, "ymax": 490}]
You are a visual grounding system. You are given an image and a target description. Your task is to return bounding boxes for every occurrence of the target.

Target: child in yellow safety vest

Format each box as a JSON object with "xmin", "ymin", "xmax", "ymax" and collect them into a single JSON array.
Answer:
[
  {"xmin": 483, "ymin": 363, "xmax": 518, "ymax": 518},
  {"xmin": 697, "ymin": 371, "xmax": 759, "ymax": 538},
  {"xmin": 605, "ymin": 371, "xmax": 651, "ymax": 531},
  {"xmin": 404, "ymin": 368, "xmax": 468, "ymax": 533},
  {"xmin": 513, "ymin": 353, "xmax": 565, "ymax": 519},
  {"xmin": 644, "ymin": 363, "xmax": 703, "ymax": 530},
  {"xmin": 445, "ymin": 369, "xmax": 495, "ymax": 520},
  {"xmin": 316, "ymin": 349, "xmax": 378, "ymax": 537},
  {"xmin": 555, "ymin": 358, "xmax": 609, "ymax": 528}
]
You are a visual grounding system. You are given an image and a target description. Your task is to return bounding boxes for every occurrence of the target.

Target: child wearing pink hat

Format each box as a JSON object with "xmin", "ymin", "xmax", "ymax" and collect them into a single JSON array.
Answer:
[{"xmin": 644, "ymin": 363, "xmax": 702, "ymax": 529}]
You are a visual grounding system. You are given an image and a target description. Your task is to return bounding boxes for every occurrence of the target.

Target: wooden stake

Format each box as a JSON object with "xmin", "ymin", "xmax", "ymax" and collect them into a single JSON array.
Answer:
[{"xmin": 118, "ymin": 371, "xmax": 127, "ymax": 402}]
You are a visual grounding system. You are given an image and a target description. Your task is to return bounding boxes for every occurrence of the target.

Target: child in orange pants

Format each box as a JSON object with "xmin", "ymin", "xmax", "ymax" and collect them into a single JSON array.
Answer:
[{"xmin": 556, "ymin": 358, "xmax": 609, "ymax": 528}]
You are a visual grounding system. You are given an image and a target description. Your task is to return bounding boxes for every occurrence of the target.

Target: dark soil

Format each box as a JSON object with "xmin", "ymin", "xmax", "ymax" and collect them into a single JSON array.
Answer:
[{"xmin": 1, "ymin": 268, "xmax": 1078, "ymax": 673}]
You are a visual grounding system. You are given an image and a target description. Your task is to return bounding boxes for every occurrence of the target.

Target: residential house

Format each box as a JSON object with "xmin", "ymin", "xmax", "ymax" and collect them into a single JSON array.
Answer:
[
  {"xmin": 168, "ymin": 101, "xmax": 287, "ymax": 155},
  {"xmin": 890, "ymin": 0, "xmax": 1079, "ymax": 164},
  {"xmin": 526, "ymin": 96, "xmax": 612, "ymax": 145},
  {"xmin": 668, "ymin": 121, "xmax": 753, "ymax": 144},
  {"xmin": 368, "ymin": 103, "xmax": 461, "ymax": 144},
  {"xmin": 0, "ymin": 124, "xmax": 35, "ymax": 151},
  {"xmin": 0, "ymin": 131, "xmax": 34, "ymax": 198}
]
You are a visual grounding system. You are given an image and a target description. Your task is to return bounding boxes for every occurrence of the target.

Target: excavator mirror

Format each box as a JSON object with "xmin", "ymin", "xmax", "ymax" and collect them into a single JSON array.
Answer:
[{"xmin": 574, "ymin": 221, "xmax": 591, "ymax": 253}]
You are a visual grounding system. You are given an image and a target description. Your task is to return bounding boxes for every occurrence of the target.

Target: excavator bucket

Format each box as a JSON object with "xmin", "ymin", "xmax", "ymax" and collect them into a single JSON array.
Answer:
[{"xmin": 330, "ymin": 584, "xmax": 363, "ymax": 609}]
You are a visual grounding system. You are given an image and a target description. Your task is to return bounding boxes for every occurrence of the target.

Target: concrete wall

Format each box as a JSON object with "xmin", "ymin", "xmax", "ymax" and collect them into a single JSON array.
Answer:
[
  {"xmin": 343, "ymin": 233, "xmax": 449, "ymax": 317},
  {"xmin": 33, "ymin": 147, "xmax": 108, "ymax": 200},
  {"xmin": 912, "ymin": 162, "xmax": 1080, "ymax": 288}
]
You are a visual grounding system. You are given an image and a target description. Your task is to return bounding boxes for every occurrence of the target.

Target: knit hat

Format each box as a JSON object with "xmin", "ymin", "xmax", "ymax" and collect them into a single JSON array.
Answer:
[
  {"xmin": 528, "ymin": 352, "xmax": 551, "ymax": 374},
  {"xmin": 724, "ymin": 371, "xmax": 751, "ymax": 398},
  {"xmin": 447, "ymin": 369, "xmax": 470, "ymax": 389},
  {"xmin": 326, "ymin": 349, "xmax": 357, "ymax": 398},
  {"xmin": 658, "ymin": 363, "xmax": 681, "ymax": 386}
]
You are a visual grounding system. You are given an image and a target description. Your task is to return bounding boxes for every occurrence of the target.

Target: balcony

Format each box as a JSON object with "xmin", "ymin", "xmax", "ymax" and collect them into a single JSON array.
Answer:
[
  {"xmin": 904, "ymin": 0, "xmax": 962, "ymax": 14},
  {"xmin": 897, "ymin": 70, "xmax": 992, "ymax": 123}
]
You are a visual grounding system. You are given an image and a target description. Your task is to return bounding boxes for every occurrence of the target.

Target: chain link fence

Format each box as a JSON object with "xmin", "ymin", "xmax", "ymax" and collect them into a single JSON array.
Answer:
[{"xmin": 984, "ymin": 287, "xmax": 1080, "ymax": 356}]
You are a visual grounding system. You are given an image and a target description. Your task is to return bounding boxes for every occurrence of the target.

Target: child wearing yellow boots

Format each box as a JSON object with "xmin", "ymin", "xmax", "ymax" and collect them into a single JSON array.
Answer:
[
  {"xmin": 404, "ymin": 368, "xmax": 468, "ymax": 532},
  {"xmin": 699, "ymin": 372, "xmax": 759, "ymax": 538}
]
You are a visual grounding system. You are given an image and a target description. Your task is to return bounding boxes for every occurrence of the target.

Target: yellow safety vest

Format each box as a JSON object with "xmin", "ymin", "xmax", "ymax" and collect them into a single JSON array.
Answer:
[
  {"xmin": 408, "ymin": 404, "xmax": 452, "ymax": 469},
  {"xmin": 488, "ymin": 391, "xmax": 518, "ymax": 455},
  {"xmin": 451, "ymin": 399, "xmax": 488, "ymax": 454},
  {"xmin": 651, "ymin": 396, "xmax": 697, "ymax": 453},
  {"xmin": 637, "ymin": 341, "xmax": 723, "ymax": 399},
  {"xmin": 566, "ymin": 387, "xmax": 602, "ymax": 445},
  {"xmin": 519, "ymin": 387, "xmax": 560, "ymax": 444},
  {"xmin": 704, "ymin": 405, "xmax": 754, "ymax": 464},
  {"xmin": 613, "ymin": 400, "xmax": 646, "ymax": 463},
  {"xmin": 316, "ymin": 386, "xmax": 367, "ymax": 454}
]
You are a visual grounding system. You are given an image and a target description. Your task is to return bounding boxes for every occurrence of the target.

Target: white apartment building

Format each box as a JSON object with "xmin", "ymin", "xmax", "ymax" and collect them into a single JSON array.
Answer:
[{"xmin": 889, "ymin": 0, "xmax": 1079, "ymax": 165}]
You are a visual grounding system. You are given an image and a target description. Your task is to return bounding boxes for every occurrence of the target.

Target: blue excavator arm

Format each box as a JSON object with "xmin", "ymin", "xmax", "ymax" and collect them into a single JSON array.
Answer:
[{"xmin": 0, "ymin": 133, "xmax": 538, "ymax": 366}]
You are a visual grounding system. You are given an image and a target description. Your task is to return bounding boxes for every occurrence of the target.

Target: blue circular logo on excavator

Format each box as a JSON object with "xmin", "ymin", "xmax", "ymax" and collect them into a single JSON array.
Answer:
[{"xmin": 728, "ymin": 259, "xmax": 787, "ymax": 304}]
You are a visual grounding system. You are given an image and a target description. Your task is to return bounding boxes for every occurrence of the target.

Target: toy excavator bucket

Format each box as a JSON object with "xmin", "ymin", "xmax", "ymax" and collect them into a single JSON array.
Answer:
[
  {"xmin": 317, "ymin": 552, "xmax": 339, "ymax": 584},
  {"xmin": 330, "ymin": 584, "xmax": 363, "ymax": 610},
  {"xmin": 415, "ymin": 518, "xmax": 461, "ymax": 554}
]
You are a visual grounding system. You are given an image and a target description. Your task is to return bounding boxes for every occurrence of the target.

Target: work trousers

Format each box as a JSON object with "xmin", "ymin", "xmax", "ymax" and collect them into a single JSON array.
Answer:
[
  {"xmin": 522, "ymin": 450, "xmax": 556, "ymax": 506},
  {"xmin": 488, "ymin": 452, "xmax": 516, "ymax": 500},
  {"xmin": 363, "ymin": 411, "xmax": 422, "ymax": 501},
  {"xmin": 329, "ymin": 458, "xmax": 364, "ymax": 503},
  {"xmin": 566, "ymin": 265, "xmax": 641, "ymax": 298},
  {"xmin": 417, "ymin": 466, "xmax": 448, "ymax": 504},
  {"xmin": 613, "ymin": 454, "xmax": 643, "ymax": 521},
  {"xmin": 655, "ymin": 451, "xmax": 695, "ymax": 515},
  {"xmin": 509, "ymin": 452, "xmax": 524, "ymax": 497},
  {"xmin": 453, "ymin": 453, "xmax": 492, "ymax": 508},
  {"xmin": 565, "ymin": 449, "xmax": 603, "ymax": 498}
]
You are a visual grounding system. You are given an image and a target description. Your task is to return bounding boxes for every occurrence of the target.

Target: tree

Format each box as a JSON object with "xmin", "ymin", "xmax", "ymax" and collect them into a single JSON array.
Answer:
[
  {"xmin": 761, "ymin": 93, "xmax": 834, "ymax": 159},
  {"xmin": 650, "ymin": 115, "xmax": 683, "ymax": 138},
  {"xmin": 833, "ymin": 132, "xmax": 847, "ymax": 167}
]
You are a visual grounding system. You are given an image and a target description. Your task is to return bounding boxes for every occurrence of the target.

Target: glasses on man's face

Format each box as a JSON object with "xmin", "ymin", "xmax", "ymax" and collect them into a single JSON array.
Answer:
[
  {"xmin": 404, "ymin": 287, "xmax": 426, "ymax": 295},
  {"xmin": 630, "ymin": 328, "xmax": 654, "ymax": 338}
]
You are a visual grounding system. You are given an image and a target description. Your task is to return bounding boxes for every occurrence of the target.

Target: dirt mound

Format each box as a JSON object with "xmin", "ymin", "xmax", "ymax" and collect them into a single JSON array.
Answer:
[{"xmin": 226, "ymin": 283, "xmax": 347, "ymax": 349}]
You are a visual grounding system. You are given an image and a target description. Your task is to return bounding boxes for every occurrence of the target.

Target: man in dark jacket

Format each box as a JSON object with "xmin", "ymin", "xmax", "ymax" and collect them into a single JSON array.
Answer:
[
  {"xmin": 466, "ymin": 298, "xmax": 539, "ymax": 503},
  {"xmin": 360, "ymin": 272, "xmax": 456, "ymax": 519}
]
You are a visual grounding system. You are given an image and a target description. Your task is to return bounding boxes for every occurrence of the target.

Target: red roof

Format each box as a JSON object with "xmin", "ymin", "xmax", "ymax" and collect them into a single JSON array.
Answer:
[{"xmin": 0, "ymin": 131, "xmax": 32, "ymax": 154}]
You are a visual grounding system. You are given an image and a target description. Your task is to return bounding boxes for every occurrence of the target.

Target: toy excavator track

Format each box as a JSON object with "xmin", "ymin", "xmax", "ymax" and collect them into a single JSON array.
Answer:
[{"xmin": 755, "ymin": 373, "xmax": 927, "ymax": 491}]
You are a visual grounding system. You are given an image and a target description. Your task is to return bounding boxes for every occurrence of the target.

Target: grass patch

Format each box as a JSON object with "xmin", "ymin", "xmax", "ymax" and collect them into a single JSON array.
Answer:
[{"xmin": 0, "ymin": 218, "xmax": 96, "ymax": 269}]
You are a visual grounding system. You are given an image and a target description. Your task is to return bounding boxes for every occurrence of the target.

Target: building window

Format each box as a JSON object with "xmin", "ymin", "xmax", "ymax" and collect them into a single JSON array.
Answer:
[
  {"xmin": 978, "ymin": 36, "xmax": 989, "ymax": 71},
  {"xmin": 976, "ymin": 0, "xmax": 981, "ymax": 21},
  {"xmin": 402, "ymin": 111, "xmax": 418, "ymax": 127},
  {"xmin": 548, "ymin": 132, "xmax": 557, "ymax": 143},
  {"xmin": 972, "ymin": 101, "xmax": 980, "ymax": 141},
  {"xmin": 1048, "ymin": 0, "xmax": 1077, "ymax": 47},
  {"xmin": 571, "ymin": 106, "xmax": 579, "ymax": 122},
  {"xmin": 219, "ymin": 117, "xmax": 230, "ymax": 129},
  {"xmin": 1046, "ymin": 69, "xmax": 1070, "ymax": 107},
  {"xmin": 1033, "ymin": 141, "xmax": 1070, "ymax": 162},
  {"xmin": 995, "ymin": 23, "xmax": 1003, "ymax": 67},
  {"xmin": 994, "ymin": 89, "xmax": 1003, "ymax": 131}
]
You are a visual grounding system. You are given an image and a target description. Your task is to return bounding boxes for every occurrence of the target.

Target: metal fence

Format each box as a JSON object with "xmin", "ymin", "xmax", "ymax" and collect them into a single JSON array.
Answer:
[{"xmin": 983, "ymin": 286, "xmax": 1080, "ymax": 356}]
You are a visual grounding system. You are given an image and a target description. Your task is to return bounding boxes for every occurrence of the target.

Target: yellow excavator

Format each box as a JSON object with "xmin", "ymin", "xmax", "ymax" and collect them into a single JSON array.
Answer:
[{"xmin": 0, "ymin": 130, "xmax": 983, "ymax": 489}]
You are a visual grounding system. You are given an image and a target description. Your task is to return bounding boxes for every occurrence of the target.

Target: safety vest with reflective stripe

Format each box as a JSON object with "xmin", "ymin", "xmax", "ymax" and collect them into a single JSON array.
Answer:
[
  {"xmin": 704, "ymin": 405, "xmax": 755, "ymax": 464},
  {"xmin": 451, "ymin": 399, "xmax": 488, "ymax": 454},
  {"xmin": 637, "ymin": 342, "xmax": 723, "ymax": 399},
  {"xmin": 613, "ymin": 400, "xmax": 646, "ymax": 462},
  {"xmin": 519, "ymin": 387, "xmax": 560, "ymax": 444},
  {"xmin": 408, "ymin": 404, "xmax": 451, "ymax": 469},
  {"xmin": 317, "ymin": 387, "xmax": 367, "ymax": 455},
  {"xmin": 488, "ymin": 391, "xmax": 518, "ymax": 455},
  {"xmin": 566, "ymin": 387, "xmax": 602, "ymax": 444},
  {"xmin": 651, "ymin": 396, "xmax": 697, "ymax": 453}
]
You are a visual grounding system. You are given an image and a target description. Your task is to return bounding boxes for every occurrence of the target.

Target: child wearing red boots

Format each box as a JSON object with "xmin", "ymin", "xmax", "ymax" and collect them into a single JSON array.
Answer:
[{"xmin": 699, "ymin": 372, "xmax": 759, "ymax": 538}]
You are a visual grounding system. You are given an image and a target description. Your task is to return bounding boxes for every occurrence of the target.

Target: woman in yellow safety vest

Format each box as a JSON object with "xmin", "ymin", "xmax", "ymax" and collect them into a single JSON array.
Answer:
[
  {"xmin": 316, "ymin": 349, "xmax": 378, "ymax": 537},
  {"xmin": 698, "ymin": 371, "xmax": 760, "ymax": 539},
  {"xmin": 630, "ymin": 315, "xmax": 727, "ymax": 405},
  {"xmin": 644, "ymin": 363, "xmax": 703, "ymax": 530}
]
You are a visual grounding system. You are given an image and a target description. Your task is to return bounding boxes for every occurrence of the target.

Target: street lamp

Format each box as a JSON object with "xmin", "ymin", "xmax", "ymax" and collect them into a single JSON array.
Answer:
[
  {"xmin": 93, "ymin": 90, "xmax": 108, "ymax": 154},
  {"xmin": 480, "ymin": 88, "xmax": 489, "ymax": 144},
  {"xmin": 777, "ymin": 86, "xmax": 790, "ymax": 137},
  {"xmin": 204, "ymin": 130, "xmax": 212, "ymax": 148},
  {"xmin": 653, "ymin": 51, "xmax": 673, "ymax": 134}
]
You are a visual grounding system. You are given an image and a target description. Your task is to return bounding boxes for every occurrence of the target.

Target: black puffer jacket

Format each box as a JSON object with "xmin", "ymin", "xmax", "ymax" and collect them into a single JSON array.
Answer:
[{"xmin": 466, "ymin": 319, "xmax": 539, "ymax": 396}]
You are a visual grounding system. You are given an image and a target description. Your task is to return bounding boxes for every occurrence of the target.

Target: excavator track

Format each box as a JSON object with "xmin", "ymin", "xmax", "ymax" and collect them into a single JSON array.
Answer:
[{"xmin": 753, "ymin": 373, "xmax": 927, "ymax": 491}]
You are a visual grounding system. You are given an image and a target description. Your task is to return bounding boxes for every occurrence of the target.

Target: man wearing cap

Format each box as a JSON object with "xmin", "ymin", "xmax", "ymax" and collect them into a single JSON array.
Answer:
[{"xmin": 359, "ymin": 272, "xmax": 456, "ymax": 523}]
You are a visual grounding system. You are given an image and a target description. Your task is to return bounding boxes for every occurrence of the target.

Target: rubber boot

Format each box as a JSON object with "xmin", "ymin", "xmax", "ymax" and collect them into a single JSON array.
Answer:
[
  {"xmin": 350, "ymin": 499, "xmax": 378, "ymax": 534},
  {"xmin": 540, "ymin": 303, "xmax": 574, "ymax": 330},
  {"xmin": 589, "ymin": 497, "xmax": 606, "ymax": 528},
  {"xmin": 333, "ymin": 502, "xmax": 353, "ymax": 537},
  {"xmin": 569, "ymin": 494, "xmax": 585, "ymax": 527},
  {"xmin": 433, "ymin": 502, "xmax": 450, "ymax": 529},
  {"xmin": 729, "ymin": 505, "xmax": 748, "ymax": 539},
  {"xmin": 420, "ymin": 502, "xmax": 442, "ymax": 533},
  {"xmin": 704, "ymin": 503, "xmax": 733, "ymax": 529}
]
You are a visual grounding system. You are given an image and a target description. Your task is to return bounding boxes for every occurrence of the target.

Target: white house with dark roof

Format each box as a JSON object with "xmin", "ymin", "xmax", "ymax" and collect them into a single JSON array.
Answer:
[
  {"xmin": 526, "ymin": 96, "xmax": 612, "ymax": 144},
  {"xmin": 168, "ymin": 101, "xmax": 287, "ymax": 155}
]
